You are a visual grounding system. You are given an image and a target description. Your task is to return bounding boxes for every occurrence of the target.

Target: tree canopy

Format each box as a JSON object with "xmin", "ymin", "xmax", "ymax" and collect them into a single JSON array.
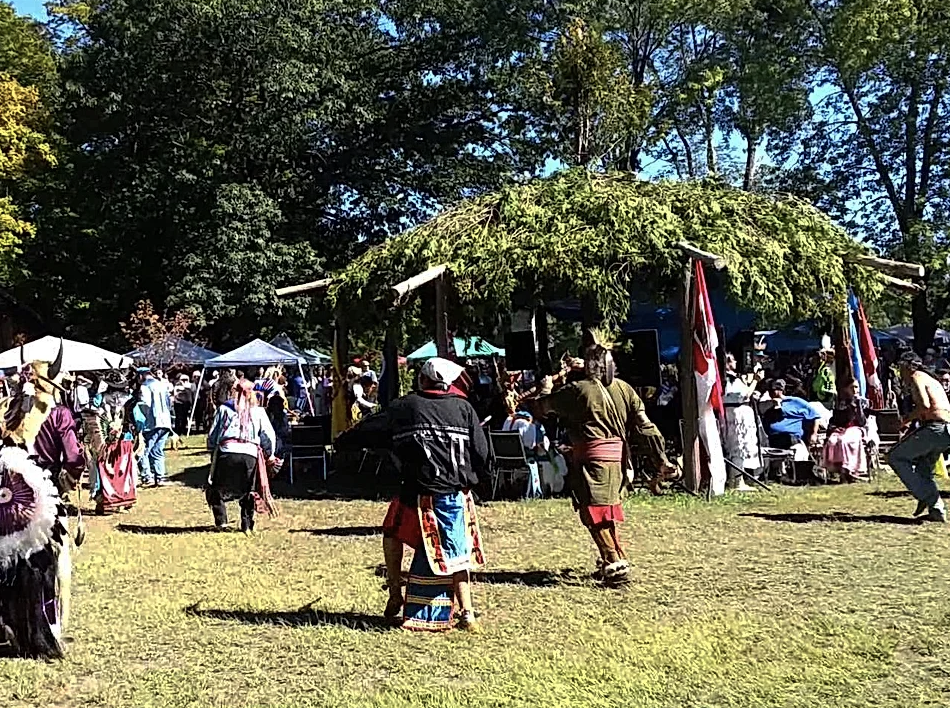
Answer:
[
  {"xmin": 329, "ymin": 169, "xmax": 881, "ymax": 332},
  {"xmin": 0, "ymin": 0, "xmax": 943, "ymax": 351}
]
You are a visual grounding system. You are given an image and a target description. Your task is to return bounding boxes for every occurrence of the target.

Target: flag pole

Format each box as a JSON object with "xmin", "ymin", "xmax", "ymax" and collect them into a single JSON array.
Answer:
[{"xmin": 679, "ymin": 259, "xmax": 701, "ymax": 493}]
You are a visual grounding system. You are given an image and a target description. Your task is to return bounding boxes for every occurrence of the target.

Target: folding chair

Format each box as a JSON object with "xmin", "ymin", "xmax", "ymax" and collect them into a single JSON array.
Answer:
[
  {"xmin": 288, "ymin": 424, "xmax": 329, "ymax": 485},
  {"xmin": 488, "ymin": 431, "xmax": 532, "ymax": 500}
]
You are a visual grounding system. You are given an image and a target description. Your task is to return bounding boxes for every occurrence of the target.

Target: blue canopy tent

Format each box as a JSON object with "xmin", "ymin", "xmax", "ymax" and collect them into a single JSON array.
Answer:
[
  {"xmin": 187, "ymin": 339, "xmax": 310, "ymax": 433},
  {"xmin": 126, "ymin": 336, "xmax": 220, "ymax": 367},
  {"xmin": 269, "ymin": 332, "xmax": 330, "ymax": 365},
  {"xmin": 756, "ymin": 323, "xmax": 907, "ymax": 354},
  {"xmin": 884, "ymin": 324, "xmax": 950, "ymax": 345},
  {"xmin": 406, "ymin": 337, "xmax": 504, "ymax": 363}
]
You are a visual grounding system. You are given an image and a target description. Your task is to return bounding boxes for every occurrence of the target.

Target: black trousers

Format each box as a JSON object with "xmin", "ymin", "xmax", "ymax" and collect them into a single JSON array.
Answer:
[
  {"xmin": 174, "ymin": 403, "xmax": 191, "ymax": 435},
  {"xmin": 206, "ymin": 452, "xmax": 257, "ymax": 531}
]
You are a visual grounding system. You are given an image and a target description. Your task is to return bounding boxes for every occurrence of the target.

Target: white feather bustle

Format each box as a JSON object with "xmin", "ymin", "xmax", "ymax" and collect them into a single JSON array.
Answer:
[{"xmin": 0, "ymin": 446, "xmax": 62, "ymax": 570}]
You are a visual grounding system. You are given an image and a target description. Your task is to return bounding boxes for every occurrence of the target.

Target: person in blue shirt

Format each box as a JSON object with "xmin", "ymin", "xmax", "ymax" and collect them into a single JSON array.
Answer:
[
  {"xmin": 135, "ymin": 367, "xmax": 174, "ymax": 486},
  {"xmin": 761, "ymin": 378, "xmax": 822, "ymax": 450}
]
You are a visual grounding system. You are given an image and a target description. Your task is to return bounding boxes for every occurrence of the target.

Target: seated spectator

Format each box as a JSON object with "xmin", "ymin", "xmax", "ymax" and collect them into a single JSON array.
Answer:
[
  {"xmin": 760, "ymin": 379, "xmax": 823, "ymax": 461},
  {"xmin": 823, "ymin": 376, "xmax": 868, "ymax": 482}
]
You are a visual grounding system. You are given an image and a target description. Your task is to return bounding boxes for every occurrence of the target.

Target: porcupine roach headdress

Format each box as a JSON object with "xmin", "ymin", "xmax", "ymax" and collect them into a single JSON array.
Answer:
[{"xmin": 0, "ymin": 340, "xmax": 64, "ymax": 448}]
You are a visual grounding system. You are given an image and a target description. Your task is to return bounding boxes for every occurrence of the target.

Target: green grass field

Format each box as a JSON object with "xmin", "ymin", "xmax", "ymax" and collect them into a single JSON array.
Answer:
[{"xmin": 3, "ymin": 445, "xmax": 950, "ymax": 708}]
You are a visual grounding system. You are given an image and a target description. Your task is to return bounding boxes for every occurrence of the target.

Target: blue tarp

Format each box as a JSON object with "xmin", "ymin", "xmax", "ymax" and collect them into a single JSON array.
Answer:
[
  {"xmin": 269, "ymin": 333, "xmax": 331, "ymax": 365},
  {"xmin": 547, "ymin": 289, "xmax": 758, "ymax": 363},
  {"xmin": 205, "ymin": 339, "xmax": 303, "ymax": 368},
  {"xmin": 406, "ymin": 337, "xmax": 504, "ymax": 362},
  {"xmin": 126, "ymin": 337, "xmax": 220, "ymax": 366}
]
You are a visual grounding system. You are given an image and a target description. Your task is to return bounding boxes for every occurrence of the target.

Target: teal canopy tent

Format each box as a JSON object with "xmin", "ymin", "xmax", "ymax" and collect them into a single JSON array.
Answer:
[{"xmin": 405, "ymin": 337, "xmax": 504, "ymax": 363}]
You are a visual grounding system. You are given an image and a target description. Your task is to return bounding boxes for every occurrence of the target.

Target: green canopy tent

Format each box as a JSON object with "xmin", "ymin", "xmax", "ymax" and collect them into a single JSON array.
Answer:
[{"xmin": 406, "ymin": 337, "xmax": 504, "ymax": 363}]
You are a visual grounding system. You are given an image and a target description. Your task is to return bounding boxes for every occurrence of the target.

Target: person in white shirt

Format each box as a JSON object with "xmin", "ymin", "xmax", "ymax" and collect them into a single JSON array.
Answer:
[{"xmin": 206, "ymin": 379, "xmax": 277, "ymax": 532}]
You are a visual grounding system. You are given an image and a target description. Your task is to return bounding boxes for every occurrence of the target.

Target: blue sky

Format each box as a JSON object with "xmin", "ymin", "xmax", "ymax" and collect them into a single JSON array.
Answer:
[{"xmin": 12, "ymin": 0, "xmax": 45, "ymax": 18}]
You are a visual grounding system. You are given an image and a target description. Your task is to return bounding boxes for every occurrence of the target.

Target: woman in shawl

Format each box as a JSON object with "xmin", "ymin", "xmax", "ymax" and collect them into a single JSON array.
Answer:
[
  {"xmin": 723, "ymin": 353, "xmax": 762, "ymax": 490},
  {"xmin": 206, "ymin": 380, "xmax": 278, "ymax": 533},
  {"xmin": 823, "ymin": 376, "xmax": 869, "ymax": 482}
]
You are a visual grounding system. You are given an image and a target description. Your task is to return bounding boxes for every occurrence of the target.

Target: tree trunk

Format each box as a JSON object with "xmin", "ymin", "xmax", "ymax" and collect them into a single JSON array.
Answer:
[
  {"xmin": 702, "ymin": 92, "xmax": 717, "ymax": 174},
  {"xmin": 743, "ymin": 133, "xmax": 758, "ymax": 191}
]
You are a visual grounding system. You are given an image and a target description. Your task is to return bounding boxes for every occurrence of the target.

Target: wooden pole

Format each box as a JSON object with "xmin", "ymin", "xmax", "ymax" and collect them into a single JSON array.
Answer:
[
  {"xmin": 679, "ymin": 259, "xmax": 701, "ymax": 493},
  {"xmin": 848, "ymin": 254, "xmax": 924, "ymax": 279},
  {"xmin": 878, "ymin": 273, "xmax": 924, "ymax": 293},
  {"xmin": 381, "ymin": 318, "xmax": 400, "ymax": 407},
  {"xmin": 392, "ymin": 264, "xmax": 449, "ymax": 302},
  {"xmin": 435, "ymin": 275, "xmax": 450, "ymax": 358},
  {"xmin": 275, "ymin": 278, "xmax": 332, "ymax": 297},
  {"xmin": 676, "ymin": 241, "xmax": 726, "ymax": 270},
  {"xmin": 535, "ymin": 305, "xmax": 552, "ymax": 376},
  {"xmin": 331, "ymin": 308, "xmax": 350, "ymax": 439}
]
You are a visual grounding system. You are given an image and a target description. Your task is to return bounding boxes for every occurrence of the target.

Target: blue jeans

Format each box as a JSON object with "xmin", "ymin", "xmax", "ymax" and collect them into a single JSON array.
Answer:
[
  {"xmin": 140, "ymin": 428, "xmax": 171, "ymax": 484},
  {"xmin": 888, "ymin": 422, "xmax": 950, "ymax": 510}
]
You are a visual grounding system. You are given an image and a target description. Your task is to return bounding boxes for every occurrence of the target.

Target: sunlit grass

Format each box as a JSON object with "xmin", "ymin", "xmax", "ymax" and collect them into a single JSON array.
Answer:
[{"xmin": 2, "ymin": 443, "xmax": 949, "ymax": 707}]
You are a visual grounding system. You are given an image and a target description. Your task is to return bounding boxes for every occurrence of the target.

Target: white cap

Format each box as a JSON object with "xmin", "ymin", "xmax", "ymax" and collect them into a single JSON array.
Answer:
[{"xmin": 421, "ymin": 357, "xmax": 464, "ymax": 389}]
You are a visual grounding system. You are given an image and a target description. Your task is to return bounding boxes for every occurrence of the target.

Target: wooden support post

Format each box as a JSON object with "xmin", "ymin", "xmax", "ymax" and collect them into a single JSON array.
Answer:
[
  {"xmin": 679, "ymin": 259, "xmax": 701, "ymax": 493},
  {"xmin": 275, "ymin": 278, "xmax": 332, "ymax": 298},
  {"xmin": 330, "ymin": 309, "xmax": 350, "ymax": 439},
  {"xmin": 435, "ymin": 275, "xmax": 450, "ymax": 358},
  {"xmin": 381, "ymin": 318, "xmax": 400, "ymax": 407},
  {"xmin": 535, "ymin": 305, "xmax": 552, "ymax": 376}
]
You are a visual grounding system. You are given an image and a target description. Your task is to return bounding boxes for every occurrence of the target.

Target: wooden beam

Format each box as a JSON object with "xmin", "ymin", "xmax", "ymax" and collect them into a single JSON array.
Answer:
[
  {"xmin": 879, "ymin": 273, "xmax": 925, "ymax": 293},
  {"xmin": 849, "ymin": 254, "xmax": 924, "ymax": 279},
  {"xmin": 275, "ymin": 278, "xmax": 332, "ymax": 298},
  {"xmin": 391, "ymin": 264, "xmax": 449, "ymax": 301},
  {"xmin": 677, "ymin": 241, "xmax": 726, "ymax": 270}
]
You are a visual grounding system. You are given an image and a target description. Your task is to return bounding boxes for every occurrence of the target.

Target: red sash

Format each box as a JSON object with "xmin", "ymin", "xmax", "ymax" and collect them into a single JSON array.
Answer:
[{"xmin": 572, "ymin": 437, "xmax": 624, "ymax": 464}]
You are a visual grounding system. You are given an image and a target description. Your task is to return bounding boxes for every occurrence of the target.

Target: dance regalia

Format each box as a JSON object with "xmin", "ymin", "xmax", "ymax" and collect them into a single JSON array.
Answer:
[
  {"xmin": 0, "ymin": 344, "xmax": 76, "ymax": 659},
  {"xmin": 335, "ymin": 380, "xmax": 491, "ymax": 632},
  {"xmin": 0, "ymin": 447, "xmax": 70, "ymax": 658},
  {"xmin": 83, "ymin": 406, "xmax": 137, "ymax": 514},
  {"xmin": 384, "ymin": 491, "xmax": 485, "ymax": 631}
]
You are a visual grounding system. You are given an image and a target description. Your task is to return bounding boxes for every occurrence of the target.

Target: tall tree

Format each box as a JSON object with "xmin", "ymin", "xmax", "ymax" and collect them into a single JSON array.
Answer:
[
  {"xmin": 24, "ymin": 0, "xmax": 551, "ymax": 348},
  {"xmin": 783, "ymin": 0, "xmax": 950, "ymax": 347},
  {"xmin": 0, "ymin": 3, "xmax": 56, "ymax": 286}
]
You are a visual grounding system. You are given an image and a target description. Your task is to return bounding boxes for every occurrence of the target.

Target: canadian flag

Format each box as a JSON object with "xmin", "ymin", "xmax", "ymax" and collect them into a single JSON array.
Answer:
[
  {"xmin": 692, "ymin": 261, "xmax": 727, "ymax": 495},
  {"xmin": 853, "ymin": 295, "xmax": 884, "ymax": 408}
]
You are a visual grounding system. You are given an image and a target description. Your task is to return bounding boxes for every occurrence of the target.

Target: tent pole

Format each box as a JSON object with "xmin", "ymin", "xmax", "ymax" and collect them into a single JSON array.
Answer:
[
  {"xmin": 186, "ymin": 366, "xmax": 206, "ymax": 437},
  {"xmin": 298, "ymin": 360, "xmax": 314, "ymax": 416}
]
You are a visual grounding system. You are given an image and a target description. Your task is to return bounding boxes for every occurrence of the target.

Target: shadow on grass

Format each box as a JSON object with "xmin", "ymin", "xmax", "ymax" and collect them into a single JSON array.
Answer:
[
  {"xmin": 184, "ymin": 602, "xmax": 391, "ymax": 632},
  {"xmin": 371, "ymin": 564, "xmax": 586, "ymax": 587},
  {"xmin": 741, "ymin": 512, "xmax": 923, "ymax": 526},
  {"xmin": 290, "ymin": 526, "xmax": 383, "ymax": 537},
  {"xmin": 168, "ymin": 464, "xmax": 211, "ymax": 489},
  {"xmin": 866, "ymin": 490, "xmax": 914, "ymax": 499},
  {"xmin": 117, "ymin": 523, "xmax": 219, "ymax": 535}
]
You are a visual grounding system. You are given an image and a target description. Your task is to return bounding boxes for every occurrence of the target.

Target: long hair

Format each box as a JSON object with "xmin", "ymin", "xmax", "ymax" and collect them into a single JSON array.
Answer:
[
  {"xmin": 232, "ymin": 379, "xmax": 256, "ymax": 439},
  {"xmin": 584, "ymin": 344, "xmax": 616, "ymax": 386}
]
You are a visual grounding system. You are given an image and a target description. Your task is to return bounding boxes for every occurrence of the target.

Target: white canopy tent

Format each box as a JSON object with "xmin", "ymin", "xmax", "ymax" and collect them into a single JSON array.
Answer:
[
  {"xmin": 187, "ymin": 339, "xmax": 311, "ymax": 434},
  {"xmin": 0, "ymin": 335, "xmax": 133, "ymax": 372}
]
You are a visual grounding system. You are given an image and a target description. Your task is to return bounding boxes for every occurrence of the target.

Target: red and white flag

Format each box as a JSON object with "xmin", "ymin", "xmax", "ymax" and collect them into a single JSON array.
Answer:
[
  {"xmin": 692, "ymin": 261, "xmax": 727, "ymax": 495},
  {"xmin": 854, "ymin": 298, "xmax": 884, "ymax": 408}
]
